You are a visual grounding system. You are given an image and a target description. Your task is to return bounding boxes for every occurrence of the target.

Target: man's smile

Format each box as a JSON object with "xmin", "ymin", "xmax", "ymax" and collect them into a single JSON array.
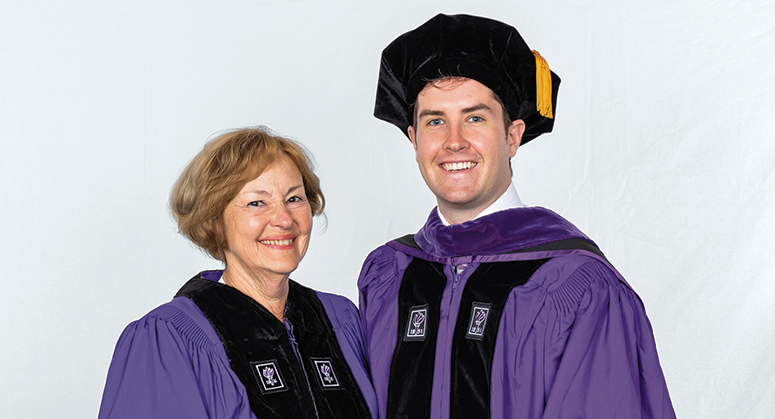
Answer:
[{"xmin": 441, "ymin": 161, "xmax": 477, "ymax": 172}]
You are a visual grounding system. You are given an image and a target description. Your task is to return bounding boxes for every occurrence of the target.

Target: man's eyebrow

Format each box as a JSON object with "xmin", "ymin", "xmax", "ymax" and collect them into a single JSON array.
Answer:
[
  {"xmin": 418, "ymin": 109, "xmax": 445, "ymax": 119},
  {"xmin": 461, "ymin": 103, "xmax": 493, "ymax": 114},
  {"xmin": 417, "ymin": 103, "xmax": 494, "ymax": 120}
]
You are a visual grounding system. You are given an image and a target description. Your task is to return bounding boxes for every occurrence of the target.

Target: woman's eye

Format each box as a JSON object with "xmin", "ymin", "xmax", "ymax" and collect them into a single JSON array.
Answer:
[
  {"xmin": 247, "ymin": 201, "xmax": 265, "ymax": 207},
  {"xmin": 287, "ymin": 195, "xmax": 305, "ymax": 204}
]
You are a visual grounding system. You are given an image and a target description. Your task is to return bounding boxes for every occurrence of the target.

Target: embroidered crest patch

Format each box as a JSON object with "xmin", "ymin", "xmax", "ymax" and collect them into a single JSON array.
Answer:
[
  {"xmin": 404, "ymin": 304, "xmax": 428, "ymax": 341},
  {"xmin": 312, "ymin": 358, "xmax": 342, "ymax": 389},
  {"xmin": 465, "ymin": 302, "xmax": 491, "ymax": 340},
  {"xmin": 251, "ymin": 360, "xmax": 288, "ymax": 394}
]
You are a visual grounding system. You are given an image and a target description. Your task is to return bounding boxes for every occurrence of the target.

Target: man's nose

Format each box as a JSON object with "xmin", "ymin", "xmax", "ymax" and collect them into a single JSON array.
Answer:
[{"xmin": 444, "ymin": 122, "xmax": 469, "ymax": 152}]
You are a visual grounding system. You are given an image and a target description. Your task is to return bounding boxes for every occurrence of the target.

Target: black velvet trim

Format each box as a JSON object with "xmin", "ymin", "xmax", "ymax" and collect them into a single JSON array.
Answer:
[
  {"xmin": 394, "ymin": 233, "xmax": 422, "ymax": 251},
  {"xmin": 387, "ymin": 258, "xmax": 447, "ymax": 419},
  {"xmin": 396, "ymin": 234, "xmax": 606, "ymax": 261},
  {"xmin": 176, "ymin": 275, "xmax": 371, "ymax": 419},
  {"xmin": 513, "ymin": 237, "xmax": 608, "ymax": 261},
  {"xmin": 449, "ymin": 259, "xmax": 549, "ymax": 419}
]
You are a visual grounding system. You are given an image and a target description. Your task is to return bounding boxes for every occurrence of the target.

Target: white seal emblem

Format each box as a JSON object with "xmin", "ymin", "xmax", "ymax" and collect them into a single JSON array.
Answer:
[
  {"xmin": 466, "ymin": 302, "xmax": 491, "ymax": 340},
  {"xmin": 404, "ymin": 305, "xmax": 428, "ymax": 341},
  {"xmin": 252, "ymin": 360, "xmax": 287, "ymax": 393},
  {"xmin": 313, "ymin": 358, "xmax": 341, "ymax": 389}
]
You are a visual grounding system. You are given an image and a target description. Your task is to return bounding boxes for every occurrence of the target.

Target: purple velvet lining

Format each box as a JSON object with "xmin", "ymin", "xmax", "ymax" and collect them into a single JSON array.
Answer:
[
  {"xmin": 413, "ymin": 207, "xmax": 594, "ymax": 258},
  {"xmin": 200, "ymin": 270, "xmax": 222, "ymax": 282}
]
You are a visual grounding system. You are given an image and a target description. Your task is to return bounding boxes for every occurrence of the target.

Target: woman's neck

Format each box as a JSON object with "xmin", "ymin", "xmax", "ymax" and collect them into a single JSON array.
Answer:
[{"xmin": 222, "ymin": 264, "xmax": 289, "ymax": 321}]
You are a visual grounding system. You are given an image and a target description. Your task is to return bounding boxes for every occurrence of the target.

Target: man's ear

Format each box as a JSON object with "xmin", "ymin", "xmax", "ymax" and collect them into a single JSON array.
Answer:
[
  {"xmin": 507, "ymin": 119, "xmax": 525, "ymax": 158},
  {"xmin": 408, "ymin": 125, "xmax": 418, "ymax": 150}
]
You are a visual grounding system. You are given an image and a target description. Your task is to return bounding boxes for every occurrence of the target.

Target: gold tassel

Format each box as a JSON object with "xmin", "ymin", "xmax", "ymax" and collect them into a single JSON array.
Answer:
[{"xmin": 532, "ymin": 50, "xmax": 553, "ymax": 119}]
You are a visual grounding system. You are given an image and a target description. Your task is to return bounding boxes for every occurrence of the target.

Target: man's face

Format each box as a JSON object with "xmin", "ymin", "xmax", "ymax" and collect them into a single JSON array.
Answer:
[{"xmin": 407, "ymin": 78, "xmax": 524, "ymax": 223}]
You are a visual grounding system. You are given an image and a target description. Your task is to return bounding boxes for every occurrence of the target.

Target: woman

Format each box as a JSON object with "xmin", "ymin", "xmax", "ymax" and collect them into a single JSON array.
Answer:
[{"xmin": 98, "ymin": 127, "xmax": 377, "ymax": 419}]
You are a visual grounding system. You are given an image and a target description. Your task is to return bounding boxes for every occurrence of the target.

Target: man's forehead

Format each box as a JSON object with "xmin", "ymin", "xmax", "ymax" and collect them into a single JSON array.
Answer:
[
  {"xmin": 415, "ymin": 78, "xmax": 502, "ymax": 112},
  {"xmin": 422, "ymin": 76, "xmax": 472, "ymax": 92}
]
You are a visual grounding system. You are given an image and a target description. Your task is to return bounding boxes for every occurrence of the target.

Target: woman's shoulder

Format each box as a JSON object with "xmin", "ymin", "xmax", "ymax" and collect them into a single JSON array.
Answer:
[
  {"xmin": 313, "ymin": 290, "xmax": 360, "ymax": 328},
  {"xmin": 100, "ymin": 297, "xmax": 248, "ymax": 419},
  {"xmin": 123, "ymin": 296, "xmax": 225, "ymax": 352}
]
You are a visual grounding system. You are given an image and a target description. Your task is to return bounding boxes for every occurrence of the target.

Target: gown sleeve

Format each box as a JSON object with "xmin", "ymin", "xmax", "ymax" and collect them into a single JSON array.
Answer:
[
  {"xmin": 541, "ymin": 258, "xmax": 675, "ymax": 419},
  {"xmin": 357, "ymin": 244, "xmax": 401, "ymax": 342},
  {"xmin": 356, "ymin": 244, "xmax": 404, "ymax": 419},
  {"xmin": 98, "ymin": 299, "xmax": 255, "ymax": 419}
]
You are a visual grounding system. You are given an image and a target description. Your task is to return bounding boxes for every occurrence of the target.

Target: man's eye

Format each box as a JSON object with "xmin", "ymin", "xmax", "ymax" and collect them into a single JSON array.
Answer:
[
  {"xmin": 428, "ymin": 118, "xmax": 444, "ymax": 126},
  {"xmin": 468, "ymin": 116, "xmax": 484, "ymax": 122}
]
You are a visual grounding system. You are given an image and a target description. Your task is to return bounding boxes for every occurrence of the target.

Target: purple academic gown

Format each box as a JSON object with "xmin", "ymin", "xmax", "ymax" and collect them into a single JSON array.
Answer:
[
  {"xmin": 358, "ymin": 207, "xmax": 676, "ymax": 419},
  {"xmin": 99, "ymin": 271, "xmax": 378, "ymax": 419}
]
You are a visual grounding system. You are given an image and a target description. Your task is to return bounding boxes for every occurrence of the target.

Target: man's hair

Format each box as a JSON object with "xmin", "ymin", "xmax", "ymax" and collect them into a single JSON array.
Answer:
[
  {"xmin": 170, "ymin": 127, "xmax": 325, "ymax": 262},
  {"xmin": 410, "ymin": 76, "xmax": 513, "ymax": 133}
]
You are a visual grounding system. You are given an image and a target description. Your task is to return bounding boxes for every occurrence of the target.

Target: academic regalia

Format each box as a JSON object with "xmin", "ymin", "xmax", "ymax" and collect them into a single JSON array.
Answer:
[
  {"xmin": 358, "ymin": 207, "xmax": 676, "ymax": 419},
  {"xmin": 99, "ymin": 271, "xmax": 377, "ymax": 419}
]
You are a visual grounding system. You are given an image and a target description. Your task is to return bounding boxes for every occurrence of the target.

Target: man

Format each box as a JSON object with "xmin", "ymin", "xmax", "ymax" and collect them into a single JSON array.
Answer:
[{"xmin": 358, "ymin": 13, "xmax": 676, "ymax": 419}]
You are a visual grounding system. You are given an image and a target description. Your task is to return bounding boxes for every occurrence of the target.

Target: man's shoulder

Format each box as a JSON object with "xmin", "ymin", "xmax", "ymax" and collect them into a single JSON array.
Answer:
[
  {"xmin": 364, "ymin": 241, "xmax": 401, "ymax": 263},
  {"xmin": 358, "ymin": 240, "xmax": 416, "ymax": 291}
]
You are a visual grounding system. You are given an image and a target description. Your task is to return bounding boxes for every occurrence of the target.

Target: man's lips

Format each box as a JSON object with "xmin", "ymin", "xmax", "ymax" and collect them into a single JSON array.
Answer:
[{"xmin": 440, "ymin": 161, "xmax": 477, "ymax": 172}]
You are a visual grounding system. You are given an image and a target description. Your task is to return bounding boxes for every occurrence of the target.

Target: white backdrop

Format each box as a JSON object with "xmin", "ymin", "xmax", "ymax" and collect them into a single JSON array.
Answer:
[{"xmin": 2, "ymin": 1, "xmax": 774, "ymax": 418}]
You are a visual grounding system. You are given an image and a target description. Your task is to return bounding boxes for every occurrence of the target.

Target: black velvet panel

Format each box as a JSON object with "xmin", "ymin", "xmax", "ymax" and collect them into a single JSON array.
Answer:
[
  {"xmin": 285, "ymin": 282, "xmax": 372, "ymax": 419},
  {"xmin": 176, "ymin": 275, "xmax": 371, "ymax": 419},
  {"xmin": 387, "ymin": 258, "xmax": 447, "ymax": 419},
  {"xmin": 449, "ymin": 260, "xmax": 549, "ymax": 419}
]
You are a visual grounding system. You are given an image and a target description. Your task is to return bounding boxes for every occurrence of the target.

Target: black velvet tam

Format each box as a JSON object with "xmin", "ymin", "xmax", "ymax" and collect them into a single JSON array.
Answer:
[{"xmin": 374, "ymin": 13, "xmax": 561, "ymax": 144}]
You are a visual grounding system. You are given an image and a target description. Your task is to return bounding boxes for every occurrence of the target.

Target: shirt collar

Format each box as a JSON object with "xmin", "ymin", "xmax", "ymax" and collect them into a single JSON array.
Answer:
[{"xmin": 438, "ymin": 181, "xmax": 524, "ymax": 226}]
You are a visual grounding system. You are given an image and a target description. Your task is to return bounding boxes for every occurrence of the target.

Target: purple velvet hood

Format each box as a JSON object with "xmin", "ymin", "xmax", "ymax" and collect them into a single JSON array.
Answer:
[{"xmin": 412, "ymin": 207, "xmax": 595, "ymax": 258}]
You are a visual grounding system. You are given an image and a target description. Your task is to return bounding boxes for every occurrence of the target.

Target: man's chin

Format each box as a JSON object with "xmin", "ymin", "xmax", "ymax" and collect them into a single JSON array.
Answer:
[{"xmin": 437, "ymin": 196, "xmax": 488, "ymax": 212}]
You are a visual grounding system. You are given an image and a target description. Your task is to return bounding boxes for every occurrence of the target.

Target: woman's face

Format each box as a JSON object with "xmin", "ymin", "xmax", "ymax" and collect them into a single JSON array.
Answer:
[{"xmin": 221, "ymin": 153, "xmax": 313, "ymax": 282}]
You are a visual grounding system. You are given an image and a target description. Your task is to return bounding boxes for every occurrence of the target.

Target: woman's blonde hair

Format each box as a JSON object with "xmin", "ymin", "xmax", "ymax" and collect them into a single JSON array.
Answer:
[{"xmin": 170, "ymin": 126, "xmax": 325, "ymax": 261}]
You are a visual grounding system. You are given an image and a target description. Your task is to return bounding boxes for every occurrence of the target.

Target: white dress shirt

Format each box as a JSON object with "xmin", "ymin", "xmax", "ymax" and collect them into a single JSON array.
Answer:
[{"xmin": 438, "ymin": 181, "xmax": 524, "ymax": 226}]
